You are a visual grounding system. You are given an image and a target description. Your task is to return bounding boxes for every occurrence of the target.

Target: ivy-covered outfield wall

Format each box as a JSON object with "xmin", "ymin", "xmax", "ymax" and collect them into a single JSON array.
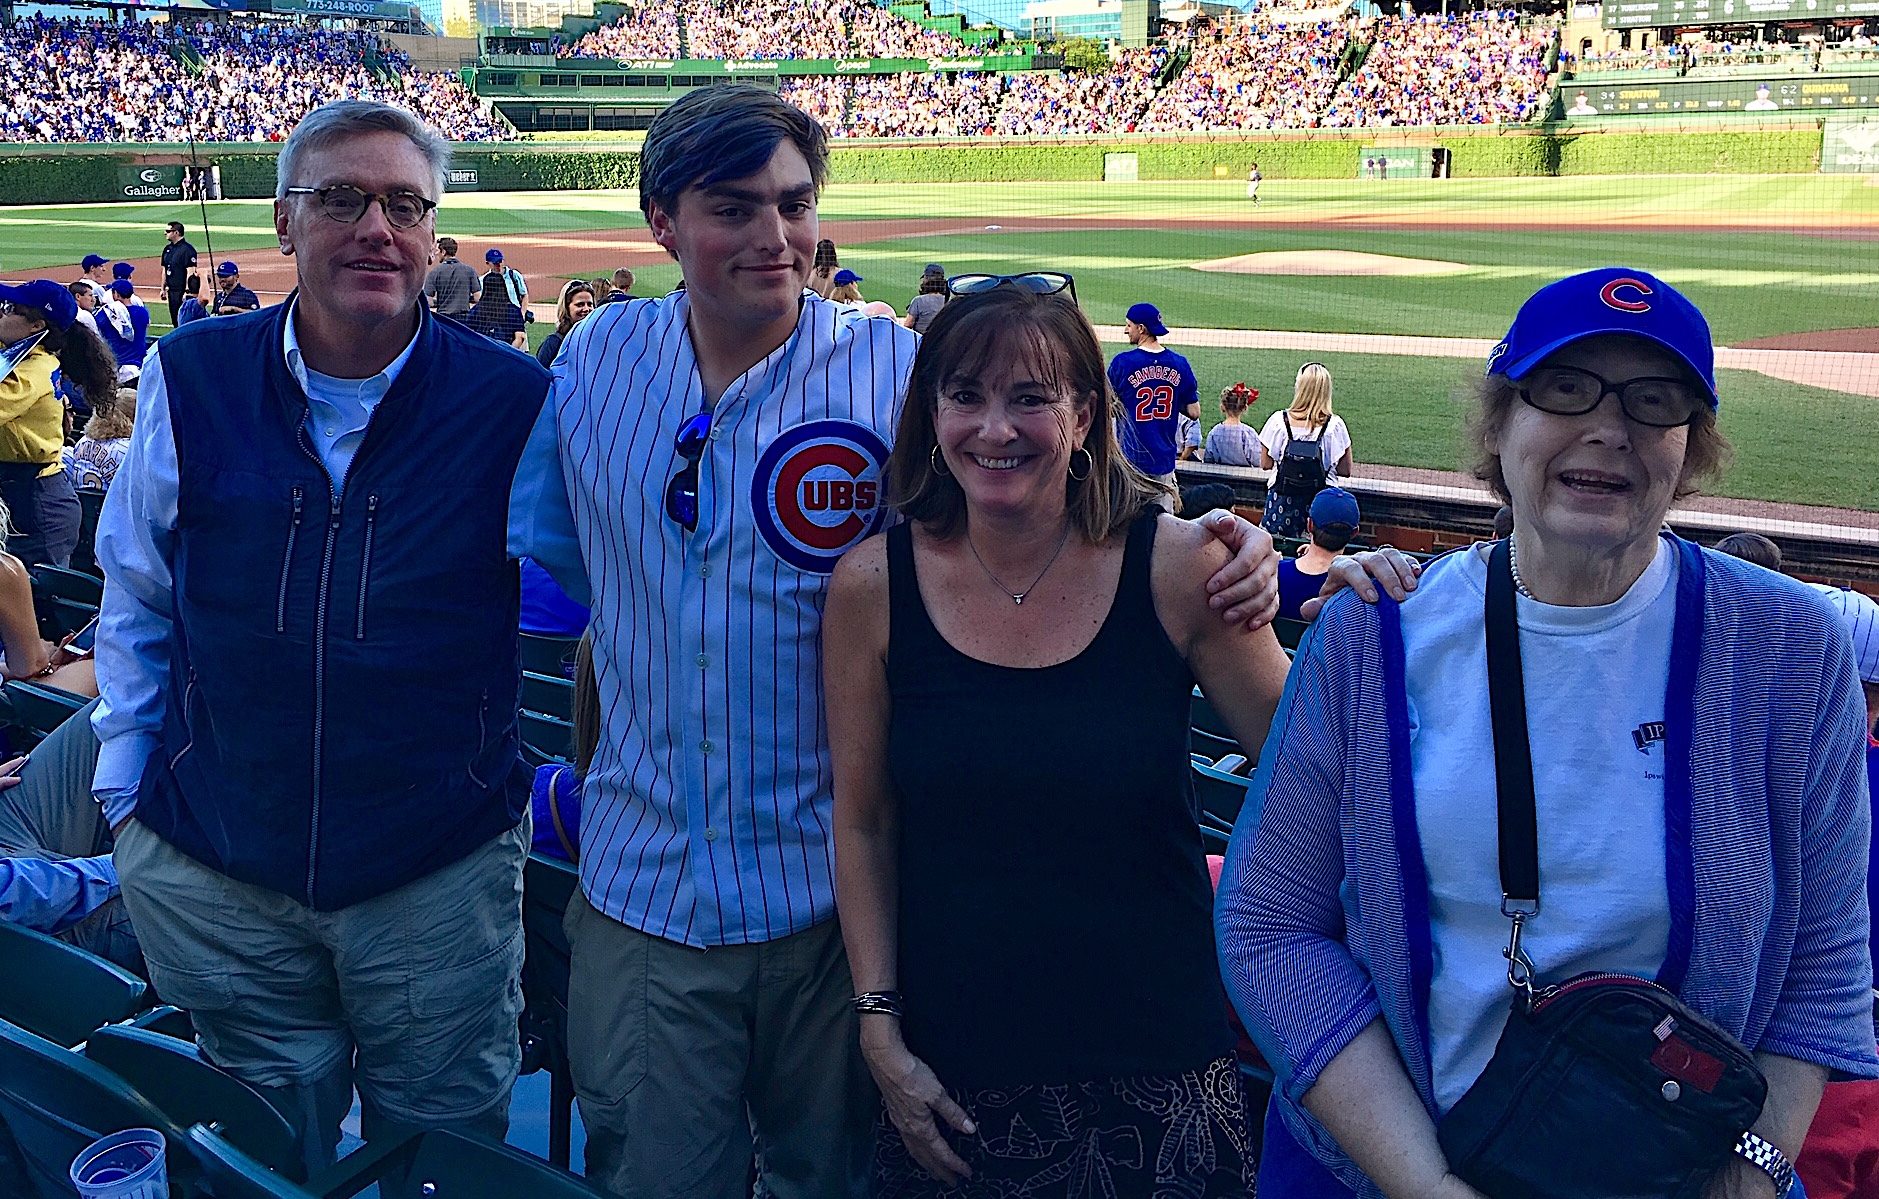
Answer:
[{"xmin": 0, "ymin": 127, "xmax": 1824, "ymax": 206}]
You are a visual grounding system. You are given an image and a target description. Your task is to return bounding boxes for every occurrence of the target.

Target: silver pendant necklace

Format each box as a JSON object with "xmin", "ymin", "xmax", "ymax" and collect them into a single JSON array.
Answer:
[
  {"xmin": 1508, "ymin": 535, "xmax": 1538, "ymax": 600},
  {"xmin": 967, "ymin": 524, "xmax": 1073, "ymax": 606}
]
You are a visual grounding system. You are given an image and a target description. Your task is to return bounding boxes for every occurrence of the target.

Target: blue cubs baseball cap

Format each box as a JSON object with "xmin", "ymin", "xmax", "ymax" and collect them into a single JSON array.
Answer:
[
  {"xmin": 216, "ymin": 261, "xmax": 240, "ymax": 278},
  {"xmin": 81, "ymin": 253, "xmax": 108, "ymax": 271},
  {"xmin": 1309, "ymin": 487, "xmax": 1360, "ymax": 530},
  {"xmin": 109, "ymin": 279, "xmax": 135, "ymax": 297},
  {"xmin": 1126, "ymin": 302, "xmax": 1168, "ymax": 337},
  {"xmin": 833, "ymin": 268, "xmax": 863, "ymax": 286},
  {"xmin": 1486, "ymin": 267, "xmax": 1717, "ymax": 405},
  {"xmin": 112, "ymin": 261, "xmax": 135, "ymax": 279},
  {"xmin": 0, "ymin": 279, "xmax": 79, "ymax": 331},
  {"xmin": 485, "ymin": 248, "xmax": 503, "ymax": 263}
]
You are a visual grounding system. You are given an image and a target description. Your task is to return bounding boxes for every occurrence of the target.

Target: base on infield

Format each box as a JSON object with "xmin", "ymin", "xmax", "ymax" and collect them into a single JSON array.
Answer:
[{"xmin": 1187, "ymin": 250, "xmax": 1470, "ymax": 277}]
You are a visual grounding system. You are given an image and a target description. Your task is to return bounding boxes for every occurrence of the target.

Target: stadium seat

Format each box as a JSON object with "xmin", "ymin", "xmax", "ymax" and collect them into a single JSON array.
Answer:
[
  {"xmin": 1191, "ymin": 757, "xmax": 1254, "ymax": 836},
  {"xmin": 29, "ymin": 564, "xmax": 104, "ymax": 608},
  {"xmin": 0, "ymin": 1018, "xmax": 195, "ymax": 1199},
  {"xmin": 521, "ymin": 853, "xmax": 580, "ymax": 1169},
  {"xmin": 522, "ymin": 671, "xmax": 575, "ymax": 723},
  {"xmin": 85, "ymin": 1025, "xmax": 303, "ymax": 1181},
  {"xmin": 1271, "ymin": 617, "xmax": 1309, "ymax": 652},
  {"xmin": 188, "ymin": 1120, "xmax": 613, "ymax": 1199},
  {"xmin": 519, "ymin": 633, "xmax": 579, "ymax": 681},
  {"xmin": 0, "ymin": 680, "xmax": 91, "ymax": 750},
  {"xmin": 72, "ymin": 488, "xmax": 108, "ymax": 578},
  {"xmin": 1188, "ymin": 726, "xmax": 1248, "ymax": 774},
  {"xmin": 0, "ymin": 920, "xmax": 147, "ymax": 1048},
  {"xmin": 520, "ymin": 710, "xmax": 574, "ymax": 767}
]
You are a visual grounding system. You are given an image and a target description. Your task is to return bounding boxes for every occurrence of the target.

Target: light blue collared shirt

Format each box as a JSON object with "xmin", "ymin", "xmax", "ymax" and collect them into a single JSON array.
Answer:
[
  {"xmin": 0, "ymin": 855, "xmax": 118, "ymax": 934},
  {"xmin": 89, "ymin": 304, "xmax": 551, "ymax": 827}
]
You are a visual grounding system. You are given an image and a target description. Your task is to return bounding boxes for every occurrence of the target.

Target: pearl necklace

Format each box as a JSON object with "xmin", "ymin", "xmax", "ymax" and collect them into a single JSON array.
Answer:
[{"xmin": 1508, "ymin": 535, "xmax": 1538, "ymax": 600}]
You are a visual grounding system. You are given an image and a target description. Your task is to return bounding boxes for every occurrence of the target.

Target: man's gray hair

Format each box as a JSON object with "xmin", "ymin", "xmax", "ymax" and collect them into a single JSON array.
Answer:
[{"xmin": 276, "ymin": 101, "xmax": 452, "ymax": 201}]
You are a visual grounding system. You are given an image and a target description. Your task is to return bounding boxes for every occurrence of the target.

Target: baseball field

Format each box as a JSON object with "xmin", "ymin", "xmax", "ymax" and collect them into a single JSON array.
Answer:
[{"xmin": 7, "ymin": 173, "xmax": 1875, "ymax": 515}]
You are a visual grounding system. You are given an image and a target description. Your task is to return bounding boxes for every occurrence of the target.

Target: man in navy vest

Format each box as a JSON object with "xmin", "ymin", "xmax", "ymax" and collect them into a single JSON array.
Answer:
[{"xmin": 91, "ymin": 100, "xmax": 550, "ymax": 1171}]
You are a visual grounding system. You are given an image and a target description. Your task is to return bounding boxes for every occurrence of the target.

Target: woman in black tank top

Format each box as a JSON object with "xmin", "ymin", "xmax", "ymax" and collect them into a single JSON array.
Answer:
[{"xmin": 823, "ymin": 283, "xmax": 1293, "ymax": 1197}]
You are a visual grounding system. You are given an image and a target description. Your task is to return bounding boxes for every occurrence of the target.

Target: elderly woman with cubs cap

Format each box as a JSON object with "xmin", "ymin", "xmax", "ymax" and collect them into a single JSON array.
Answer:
[
  {"xmin": 0, "ymin": 280, "xmax": 117, "ymax": 567},
  {"xmin": 1217, "ymin": 268, "xmax": 1878, "ymax": 1199}
]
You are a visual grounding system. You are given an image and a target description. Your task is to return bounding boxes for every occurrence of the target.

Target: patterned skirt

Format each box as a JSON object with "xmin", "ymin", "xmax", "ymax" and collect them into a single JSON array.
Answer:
[
  {"xmin": 1260, "ymin": 492, "xmax": 1308, "ymax": 540},
  {"xmin": 874, "ymin": 1055, "xmax": 1255, "ymax": 1198}
]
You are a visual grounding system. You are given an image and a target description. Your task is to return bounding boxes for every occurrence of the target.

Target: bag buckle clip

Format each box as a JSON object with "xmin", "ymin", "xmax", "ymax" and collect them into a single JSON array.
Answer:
[{"xmin": 1502, "ymin": 897, "xmax": 1540, "ymax": 1001}]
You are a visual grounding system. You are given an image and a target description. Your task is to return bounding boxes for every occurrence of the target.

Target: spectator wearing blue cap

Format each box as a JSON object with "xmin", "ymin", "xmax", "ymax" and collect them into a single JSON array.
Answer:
[
  {"xmin": 484, "ymin": 248, "xmax": 529, "ymax": 321},
  {"xmin": 828, "ymin": 266, "xmax": 865, "ymax": 305},
  {"xmin": 1220, "ymin": 267, "xmax": 1876, "ymax": 1199},
  {"xmin": 1275, "ymin": 487, "xmax": 1360, "ymax": 622},
  {"xmin": 0, "ymin": 279, "xmax": 117, "ymax": 566},
  {"xmin": 94, "ymin": 279, "xmax": 151, "ymax": 380},
  {"xmin": 211, "ymin": 262, "xmax": 261, "ymax": 316},
  {"xmin": 111, "ymin": 262, "xmax": 146, "ymax": 312},
  {"xmin": 1106, "ymin": 301, "xmax": 1199, "ymax": 503},
  {"xmin": 76, "ymin": 253, "xmax": 111, "ymax": 299}
]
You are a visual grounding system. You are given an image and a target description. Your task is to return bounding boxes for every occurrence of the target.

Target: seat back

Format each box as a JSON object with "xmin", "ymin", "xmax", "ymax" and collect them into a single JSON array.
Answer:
[
  {"xmin": 0, "ymin": 921, "xmax": 148, "ymax": 1048},
  {"xmin": 85, "ymin": 1026, "xmax": 302, "ymax": 1182},
  {"xmin": 28, "ymin": 565, "xmax": 105, "ymax": 607},
  {"xmin": 186, "ymin": 1124, "xmax": 310, "ymax": 1199},
  {"xmin": 400, "ymin": 1129, "xmax": 611, "ymax": 1198},
  {"xmin": 1191, "ymin": 757, "xmax": 1254, "ymax": 836},
  {"xmin": 520, "ymin": 855, "xmax": 578, "ymax": 1071},
  {"xmin": 519, "ymin": 633, "xmax": 578, "ymax": 681},
  {"xmin": 1271, "ymin": 617, "xmax": 1309, "ymax": 651},
  {"xmin": 521, "ymin": 672, "xmax": 575, "ymax": 723},
  {"xmin": 72, "ymin": 489, "xmax": 108, "ymax": 579},
  {"xmin": 520, "ymin": 710, "xmax": 574, "ymax": 765},
  {"xmin": 0, "ymin": 1019, "xmax": 186, "ymax": 1199},
  {"xmin": 0, "ymin": 682, "xmax": 90, "ymax": 751}
]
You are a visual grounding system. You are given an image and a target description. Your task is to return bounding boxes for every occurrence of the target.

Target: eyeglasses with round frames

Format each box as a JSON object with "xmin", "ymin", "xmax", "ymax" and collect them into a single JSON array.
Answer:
[
  {"xmin": 944, "ymin": 272, "xmax": 1078, "ymax": 303},
  {"xmin": 284, "ymin": 185, "xmax": 438, "ymax": 230},
  {"xmin": 1517, "ymin": 366, "xmax": 1705, "ymax": 429}
]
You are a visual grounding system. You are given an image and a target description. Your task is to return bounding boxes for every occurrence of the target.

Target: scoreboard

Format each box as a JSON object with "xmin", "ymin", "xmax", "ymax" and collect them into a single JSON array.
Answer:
[
  {"xmin": 1561, "ymin": 72, "xmax": 1879, "ymax": 114},
  {"xmin": 1603, "ymin": 0, "xmax": 1879, "ymax": 27}
]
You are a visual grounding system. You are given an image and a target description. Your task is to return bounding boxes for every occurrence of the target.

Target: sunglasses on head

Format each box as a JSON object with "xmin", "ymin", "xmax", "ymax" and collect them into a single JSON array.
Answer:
[
  {"xmin": 944, "ymin": 272, "xmax": 1078, "ymax": 303},
  {"xmin": 665, "ymin": 409, "xmax": 714, "ymax": 532}
]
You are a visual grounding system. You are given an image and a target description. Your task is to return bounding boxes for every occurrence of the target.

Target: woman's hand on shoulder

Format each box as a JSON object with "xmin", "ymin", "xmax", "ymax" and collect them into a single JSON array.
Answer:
[
  {"xmin": 1186, "ymin": 508, "xmax": 1280, "ymax": 631},
  {"xmin": 1298, "ymin": 547, "xmax": 1424, "ymax": 620},
  {"xmin": 860, "ymin": 1022, "xmax": 976, "ymax": 1187}
]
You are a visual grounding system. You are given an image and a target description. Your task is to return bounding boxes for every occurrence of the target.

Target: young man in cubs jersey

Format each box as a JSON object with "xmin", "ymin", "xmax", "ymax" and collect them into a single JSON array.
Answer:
[
  {"xmin": 1108, "ymin": 301, "xmax": 1200, "ymax": 487},
  {"xmin": 511, "ymin": 87, "xmax": 1290, "ymax": 1199}
]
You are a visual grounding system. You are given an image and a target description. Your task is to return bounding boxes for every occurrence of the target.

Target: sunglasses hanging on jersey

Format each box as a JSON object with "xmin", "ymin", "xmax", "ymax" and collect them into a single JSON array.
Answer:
[{"xmin": 665, "ymin": 409, "xmax": 714, "ymax": 532}]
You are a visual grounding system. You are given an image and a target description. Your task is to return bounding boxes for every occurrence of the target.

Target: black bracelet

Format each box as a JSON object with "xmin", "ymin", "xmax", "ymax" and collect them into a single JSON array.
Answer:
[{"xmin": 852, "ymin": 990, "xmax": 903, "ymax": 1018}]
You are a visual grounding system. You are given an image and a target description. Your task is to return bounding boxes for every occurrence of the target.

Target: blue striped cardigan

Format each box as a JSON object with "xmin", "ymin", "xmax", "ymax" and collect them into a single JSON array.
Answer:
[{"xmin": 1216, "ymin": 538, "xmax": 1878, "ymax": 1196}]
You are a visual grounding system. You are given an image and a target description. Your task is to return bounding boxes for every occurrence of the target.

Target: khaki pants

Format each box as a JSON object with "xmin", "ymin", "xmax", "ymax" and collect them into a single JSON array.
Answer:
[
  {"xmin": 566, "ymin": 893, "xmax": 874, "ymax": 1199},
  {"xmin": 115, "ymin": 817, "xmax": 528, "ymax": 1174}
]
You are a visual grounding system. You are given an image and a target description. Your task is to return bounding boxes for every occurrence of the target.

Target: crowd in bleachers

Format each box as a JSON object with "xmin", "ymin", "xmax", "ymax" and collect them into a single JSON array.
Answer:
[
  {"xmin": 0, "ymin": 15, "xmax": 508, "ymax": 144},
  {"xmin": 1140, "ymin": 19, "xmax": 1349, "ymax": 131},
  {"xmin": 561, "ymin": 0, "xmax": 970, "ymax": 61},
  {"xmin": 1318, "ymin": 14, "xmax": 1550, "ymax": 128}
]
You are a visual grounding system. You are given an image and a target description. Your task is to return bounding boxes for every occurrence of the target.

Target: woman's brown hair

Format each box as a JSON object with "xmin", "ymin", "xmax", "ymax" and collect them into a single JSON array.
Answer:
[{"xmin": 887, "ymin": 286, "xmax": 1163, "ymax": 544}]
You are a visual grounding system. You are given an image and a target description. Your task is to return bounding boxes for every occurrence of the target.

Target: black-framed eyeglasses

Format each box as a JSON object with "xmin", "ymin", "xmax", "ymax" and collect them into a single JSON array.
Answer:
[
  {"xmin": 944, "ymin": 272, "xmax": 1078, "ymax": 303},
  {"xmin": 664, "ymin": 409, "xmax": 714, "ymax": 532},
  {"xmin": 284, "ymin": 185, "xmax": 438, "ymax": 229},
  {"xmin": 1517, "ymin": 366, "xmax": 1705, "ymax": 429}
]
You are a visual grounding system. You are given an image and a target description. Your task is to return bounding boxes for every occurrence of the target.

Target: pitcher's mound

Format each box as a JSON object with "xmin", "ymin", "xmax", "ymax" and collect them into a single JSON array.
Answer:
[{"xmin": 1191, "ymin": 250, "xmax": 1470, "ymax": 277}]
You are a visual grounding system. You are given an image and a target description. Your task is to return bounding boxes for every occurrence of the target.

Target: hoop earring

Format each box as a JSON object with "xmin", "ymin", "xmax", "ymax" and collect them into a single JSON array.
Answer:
[
  {"xmin": 930, "ymin": 445, "xmax": 950, "ymax": 476},
  {"xmin": 1068, "ymin": 446, "xmax": 1093, "ymax": 482}
]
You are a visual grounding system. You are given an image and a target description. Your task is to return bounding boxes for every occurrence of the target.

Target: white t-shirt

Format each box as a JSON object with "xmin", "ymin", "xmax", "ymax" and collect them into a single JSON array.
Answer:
[
  {"xmin": 1401, "ymin": 539, "xmax": 1676, "ymax": 1112},
  {"xmin": 1257, "ymin": 411, "xmax": 1351, "ymax": 485}
]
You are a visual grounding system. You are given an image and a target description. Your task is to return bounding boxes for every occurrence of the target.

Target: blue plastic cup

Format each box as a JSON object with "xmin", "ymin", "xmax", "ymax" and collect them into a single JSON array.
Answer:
[{"xmin": 69, "ymin": 1128, "xmax": 169, "ymax": 1199}]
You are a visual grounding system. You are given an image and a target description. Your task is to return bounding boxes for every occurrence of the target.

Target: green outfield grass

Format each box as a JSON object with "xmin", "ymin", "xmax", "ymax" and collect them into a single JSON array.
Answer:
[{"xmin": 13, "ymin": 176, "xmax": 1875, "ymax": 510}]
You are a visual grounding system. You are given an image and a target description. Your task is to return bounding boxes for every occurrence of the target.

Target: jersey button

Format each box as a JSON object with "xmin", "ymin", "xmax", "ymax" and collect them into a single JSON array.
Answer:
[
  {"xmin": 697, "ymin": 654, "xmax": 710, "ymax": 668},
  {"xmin": 704, "ymin": 827, "xmax": 718, "ymax": 841},
  {"xmin": 700, "ymin": 739, "xmax": 712, "ymax": 754},
  {"xmin": 699, "ymin": 563, "xmax": 712, "ymax": 578}
]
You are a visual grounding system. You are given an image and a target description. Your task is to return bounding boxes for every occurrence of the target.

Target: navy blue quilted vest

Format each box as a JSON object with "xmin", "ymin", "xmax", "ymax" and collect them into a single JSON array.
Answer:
[{"xmin": 136, "ymin": 300, "xmax": 550, "ymax": 910}]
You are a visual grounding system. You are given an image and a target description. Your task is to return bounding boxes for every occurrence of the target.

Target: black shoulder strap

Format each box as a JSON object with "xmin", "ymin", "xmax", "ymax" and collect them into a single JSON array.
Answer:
[{"xmin": 1486, "ymin": 539, "xmax": 1540, "ymax": 911}]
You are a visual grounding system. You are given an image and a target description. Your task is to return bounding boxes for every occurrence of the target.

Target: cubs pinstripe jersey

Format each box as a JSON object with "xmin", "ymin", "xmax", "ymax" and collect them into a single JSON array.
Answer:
[{"xmin": 538, "ymin": 291, "xmax": 917, "ymax": 947}]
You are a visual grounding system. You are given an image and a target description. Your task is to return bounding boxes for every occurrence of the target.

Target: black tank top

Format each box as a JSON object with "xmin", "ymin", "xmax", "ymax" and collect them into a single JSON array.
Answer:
[{"xmin": 886, "ymin": 513, "xmax": 1234, "ymax": 1089}]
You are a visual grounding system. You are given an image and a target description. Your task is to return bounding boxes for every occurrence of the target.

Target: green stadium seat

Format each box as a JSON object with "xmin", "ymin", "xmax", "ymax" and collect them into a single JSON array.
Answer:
[
  {"xmin": 1191, "ymin": 756, "xmax": 1254, "ymax": 837},
  {"xmin": 519, "ymin": 633, "xmax": 578, "ymax": 681},
  {"xmin": 0, "ymin": 680, "xmax": 91, "ymax": 751},
  {"xmin": 0, "ymin": 921, "xmax": 147, "ymax": 1049},
  {"xmin": 522, "ymin": 671, "xmax": 575, "ymax": 722},
  {"xmin": 29, "ymin": 563, "xmax": 104, "ymax": 608},
  {"xmin": 72, "ymin": 488, "xmax": 108, "ymax": 579},
  {"xmin": 521, "ymin": 853, "xmax": 580, "ymax": 1169},
  {"xmin": 1271, "ymin": 617, "xmax": 1309, "ymax": 651},
  {"xmin": 521, "ymin": 709, "xmax": 574, "ymax": 766}
]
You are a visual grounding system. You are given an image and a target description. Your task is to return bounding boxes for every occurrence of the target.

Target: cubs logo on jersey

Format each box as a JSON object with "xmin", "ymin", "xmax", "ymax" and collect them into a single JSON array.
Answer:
[{"xmin": 751, "ymin": 419, "xmax": 892, "ymax": 574}]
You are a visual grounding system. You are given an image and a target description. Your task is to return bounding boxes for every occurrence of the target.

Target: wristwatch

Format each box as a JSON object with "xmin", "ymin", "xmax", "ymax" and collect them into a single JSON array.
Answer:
[{"xmin": 1733, "ymin": 1131, "xmax": 1795, "ymax": 1197}]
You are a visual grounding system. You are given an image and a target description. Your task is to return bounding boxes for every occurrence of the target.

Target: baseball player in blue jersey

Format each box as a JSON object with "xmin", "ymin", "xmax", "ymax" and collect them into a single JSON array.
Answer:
[
  {"xmin": 1108, "ymin": 301, "xmax": 1200, "ymax": 497},
  {"xmin": 509, "ymin": 85, "xmax": 1385, "ymax": 1199}
]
